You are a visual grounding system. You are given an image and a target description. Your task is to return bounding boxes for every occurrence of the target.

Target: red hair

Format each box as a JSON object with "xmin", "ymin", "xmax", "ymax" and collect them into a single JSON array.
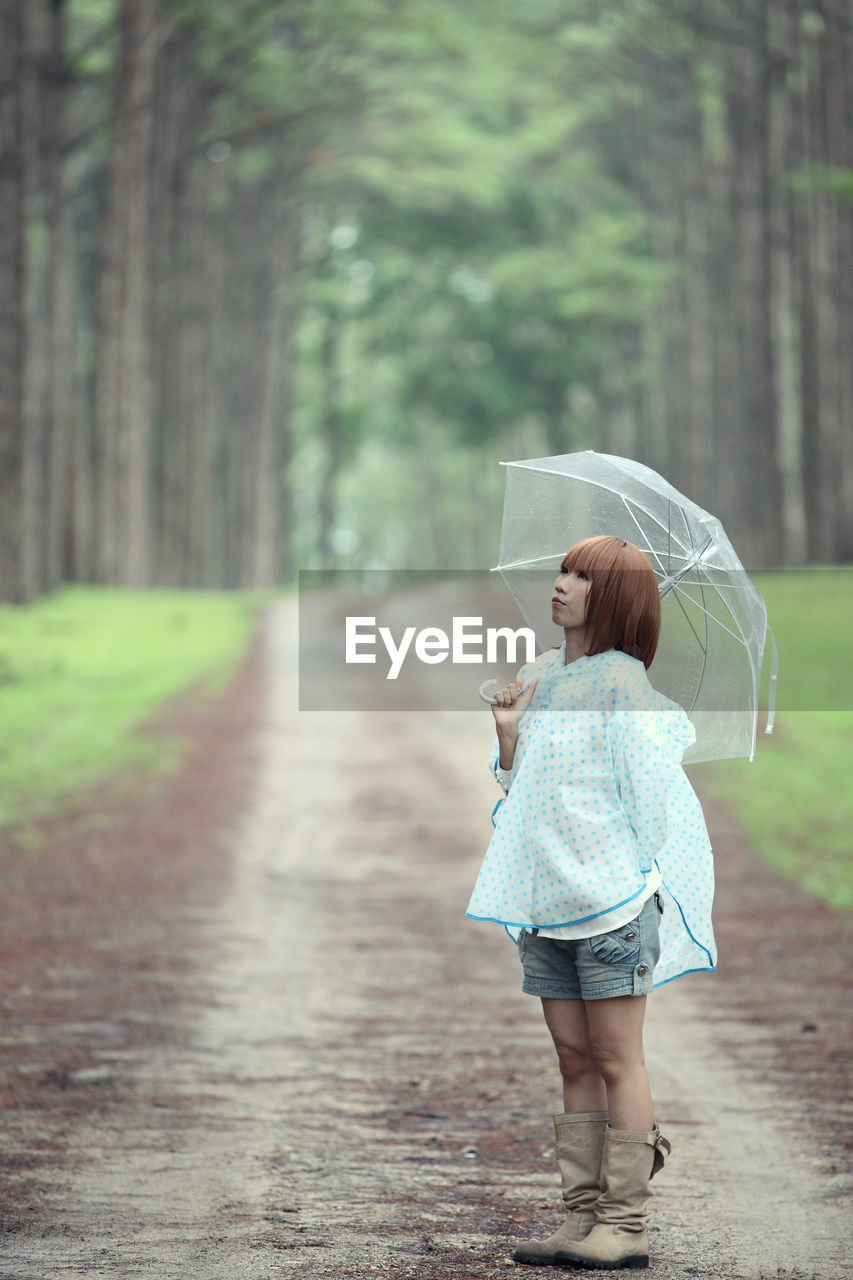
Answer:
[{"xmin": 561, "ymin": 535, "xmax": 660, "ymax": 668}]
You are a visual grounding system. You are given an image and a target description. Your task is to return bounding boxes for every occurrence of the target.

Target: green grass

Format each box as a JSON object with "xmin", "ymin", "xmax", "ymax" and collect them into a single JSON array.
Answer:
[
  {"xmin": 697, "ymin": 568, "xmax": 853, "ymax": 912},
  {"xmin": 0, "ymin": 586, "xmax": 262, "ymax": 829}
]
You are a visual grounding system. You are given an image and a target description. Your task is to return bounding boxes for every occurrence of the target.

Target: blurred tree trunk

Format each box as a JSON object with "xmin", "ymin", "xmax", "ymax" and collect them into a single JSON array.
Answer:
[
  {"xmin": 44, "ymin": 0, "xmax": 76, "ymax": 587},
  {"xmin": 612, "ymin": 1, "xmax": 791, "ymax": 564},
  {"xmin": 18, "ymin": 1, "xmax": 75, "ymax": 595},
  {"xmin": 219, "ymin": 186, "xmax": 254, "ymax": 588},
  {"xmin": 253, "ymin": 185, "xmax": 296, "ymax": 586},
  {"xmin": 618, "ymin": 49, "xmax": 719, "ymax": 510},
  {"xmin": 216, "ymin": 175, "xmax": 293, "ymax": 588},
  {"xmin": 0, "ymin": 0, "xmax": 27, "ymax": 600},
  {"xmin": 793, "ymin": 2, "xmax": 830, "ymax": 561},
  {"xmin": 661, "ymin": 78, "xmax": 708, "ymax": 506},
  {"xmin": 766, "ymin": 0, "xmax": 807, "ymax": 563},
  {"xmin": 93, "ymin": 0, "xmax": 159, "ymax": 585},
  {"xmin": 182, "ymin": 153, "xmax": 219, "ymax": 587},
  {"xmin": 791, "ymin": 0, "xmax": 853, "ymax": 560},
  {"xmin": 825, "ymin": 12, "xmax": 853, "ymax": 561},
  {"xmin": 69, "ymin": 152, "xmax": 101, "ymax": 582},
  {"xmin": 149, "ymin": 27, "xmax": 186, "ymax": 586},
  {"xmin": 241, "ymin": 178, "xmax": 297, "ymax": 587},
  {"xmin": 150, "ymin": 28, "xmax": 222, "ymax": 587},
  {"xmin": 724, "ymin": 0, "xmax": 784, "ymax": 565},
  {"xmin": 21, "ymin": 5, "xmax": 47, "ymax": 598},
  {"xmin": 316, "ymin": 300, "xmax": 343, "ymax": 568},
  {"xmin": 597, "ymin": 328, "xmax": 641, "ymax": 463}
]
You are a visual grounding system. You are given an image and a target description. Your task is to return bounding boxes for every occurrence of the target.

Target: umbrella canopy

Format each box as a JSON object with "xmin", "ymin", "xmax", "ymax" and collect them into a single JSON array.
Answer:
[{"xmin": 494, "ymin": 450, "xmax": 776, "ymax": 763}]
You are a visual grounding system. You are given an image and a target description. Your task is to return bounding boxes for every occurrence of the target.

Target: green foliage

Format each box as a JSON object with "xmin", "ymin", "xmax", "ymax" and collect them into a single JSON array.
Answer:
[
  {"xmin": 703, "ymin": 714, "xmax": 853, "ymax": 911},
  {"xmin": 787, "ymin": 163, "xmax": 853, "ymax": 202},
  {"xmin": 235, "ymin": 145, "xmax": 274, "ymax": 182},
  {"xmin": 0, "ymin": 588, "xmax": 259, "ymax": 829},
  {"xmin": 68, "ymin": 0, "xmax": 116, "ymax": 76},
  {"xmin": 699, "ymin": 569, "xmax": 853, "ymax": 912},
  {"xmin": 63, "ymin": 0, "xmax": 685, "ymax": 578},
  {"xmin": 286, "ymin": 0, "xmax": 676, "ymax": 552},
  {"xmin": 694, "ymin": 59, "xmax": 727, "ymax": 165}
]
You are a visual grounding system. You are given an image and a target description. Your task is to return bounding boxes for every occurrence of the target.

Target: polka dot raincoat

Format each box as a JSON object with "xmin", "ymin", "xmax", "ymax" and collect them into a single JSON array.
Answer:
[{"xmin": 466, "ymin": 644, "xmax": 716, "ymax": 986}]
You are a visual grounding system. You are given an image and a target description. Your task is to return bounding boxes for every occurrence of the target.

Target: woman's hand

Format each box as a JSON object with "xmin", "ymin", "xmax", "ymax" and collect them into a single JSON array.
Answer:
[
  {"xmin": 491, "ymin": 675, "xmax": 538, "ymax": 729},
  {"xmin": 491, "ymin": 675, "xmax": 537, "ymax": 770}
]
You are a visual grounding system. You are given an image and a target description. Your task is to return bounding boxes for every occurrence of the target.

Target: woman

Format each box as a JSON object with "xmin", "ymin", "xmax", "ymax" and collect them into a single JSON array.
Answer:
[{"xmin": 466, "ymin": 535, "xmax": 715, "ymax": 1271}]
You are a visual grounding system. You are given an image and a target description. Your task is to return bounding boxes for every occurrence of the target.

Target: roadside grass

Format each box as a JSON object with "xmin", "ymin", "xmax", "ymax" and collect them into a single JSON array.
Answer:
[
  {"xmin": 0, "ymin": 586, "xmax": 263, "ymax": 831},
  {"xmin": 696, "ymin": 568, "xmax": 853, "ymax": 912}
]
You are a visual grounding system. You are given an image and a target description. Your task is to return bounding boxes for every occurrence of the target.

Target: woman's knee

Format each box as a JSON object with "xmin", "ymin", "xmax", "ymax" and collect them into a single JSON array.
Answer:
[
  {"xmin": 587, "ymin": 1037, "xmax": 646, "ymax": 1085},
  {"xmin": 553, "ymin": 1038, "xmax": 598, "ymax": 1083}
]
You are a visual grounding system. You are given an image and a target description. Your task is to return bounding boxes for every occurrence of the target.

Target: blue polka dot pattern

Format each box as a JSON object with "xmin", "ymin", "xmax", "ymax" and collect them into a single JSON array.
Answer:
[{"xmin": 466, "ymin": 644, "xmax": 716, "ymax": 986}]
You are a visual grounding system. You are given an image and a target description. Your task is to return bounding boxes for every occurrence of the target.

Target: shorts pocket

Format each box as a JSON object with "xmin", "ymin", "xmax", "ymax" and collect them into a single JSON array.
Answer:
[{"xmin": 586, "ymin": 920, "xmax": 642, "ymax": 968}]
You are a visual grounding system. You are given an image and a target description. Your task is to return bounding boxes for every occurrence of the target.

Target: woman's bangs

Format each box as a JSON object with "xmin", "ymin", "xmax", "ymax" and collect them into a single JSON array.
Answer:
[{"xmin": 561, "ymin": 539, "xmax": 611, "ymax": 575}]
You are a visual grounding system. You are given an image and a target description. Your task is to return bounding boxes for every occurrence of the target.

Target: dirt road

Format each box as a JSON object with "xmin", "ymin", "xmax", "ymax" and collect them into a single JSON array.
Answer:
[{"xmin": 1, "ymin": 601, "xmax": 850, "ymax": 1279}]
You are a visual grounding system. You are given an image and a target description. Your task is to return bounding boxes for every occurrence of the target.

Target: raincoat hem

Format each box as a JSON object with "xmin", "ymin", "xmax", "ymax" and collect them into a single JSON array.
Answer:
[
  {"xmin": 661, "ymin": 880, "xmax": 716, "ymax": 969},
  {"xmin": 465, "ymin": 881, "xmax": 651, "ymax": 933},
  {"xmin": 651, "ymin": 961, "xmax": 716, "ymax": 989}
]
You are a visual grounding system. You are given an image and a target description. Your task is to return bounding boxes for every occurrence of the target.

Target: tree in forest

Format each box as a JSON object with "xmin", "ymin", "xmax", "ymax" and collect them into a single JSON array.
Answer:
[
  {"xmin": 93, "ymin": 0, "xmax": 159, "ymax": 585},
  {"xmin": 0, "ymin": 0, "xmax": 27, "ymax": 601}
]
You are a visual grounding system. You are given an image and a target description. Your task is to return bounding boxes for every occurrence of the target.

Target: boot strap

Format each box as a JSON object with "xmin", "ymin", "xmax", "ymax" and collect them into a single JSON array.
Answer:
[{"xmin": 650, "ymin": 1130, "xmax": 671, "ymax": 1180}]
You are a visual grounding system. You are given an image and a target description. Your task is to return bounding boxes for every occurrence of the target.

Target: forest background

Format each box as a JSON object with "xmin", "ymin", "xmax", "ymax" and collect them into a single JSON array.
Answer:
[
  {"xmin": 2, "ymin": 0, "xmax": 852, "ymax": 600},
  {"xmin": 0, "ymin": 0, "xmax": 852, "ymax": 920}
]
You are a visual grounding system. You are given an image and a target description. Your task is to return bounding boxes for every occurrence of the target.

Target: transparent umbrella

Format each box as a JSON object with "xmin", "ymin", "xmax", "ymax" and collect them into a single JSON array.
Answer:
[{"xmin": 482, "ymin": 450, "xmax": 776, "ymax": 763}]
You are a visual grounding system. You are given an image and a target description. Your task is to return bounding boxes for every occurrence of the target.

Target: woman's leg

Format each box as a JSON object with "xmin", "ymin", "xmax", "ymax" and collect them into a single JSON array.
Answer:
[
  {"xmin": 540, "ymin": 997, "xmax": 607, "ymax": 1113},
  {"xmin": 583, "ymin": 994, "xmax": 654, "ymax": 1131},
  {"xmin": 513, "ymin": 998, "xmax": 609, "ymax": 1264},
  {"xmin": 546, "ymin": 996, "xmax": 668, "ymax": 1269}
]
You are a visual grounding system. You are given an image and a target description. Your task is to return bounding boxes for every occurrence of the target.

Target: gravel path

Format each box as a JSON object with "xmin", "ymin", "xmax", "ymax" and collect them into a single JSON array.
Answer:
[{"xmin": 1, "ymin": 601, "xmax": 849, "ymax": 1279}]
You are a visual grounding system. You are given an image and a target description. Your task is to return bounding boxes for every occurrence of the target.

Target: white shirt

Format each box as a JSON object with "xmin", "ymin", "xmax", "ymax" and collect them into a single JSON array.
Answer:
[{"xmin": 534, "ymin": 864, "xmax": 662, "ymax": 940}]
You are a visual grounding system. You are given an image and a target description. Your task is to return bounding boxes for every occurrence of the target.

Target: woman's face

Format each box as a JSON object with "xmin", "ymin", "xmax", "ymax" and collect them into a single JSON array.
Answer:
[{"xmin": 551, "ymin": 566, "xmax": 590, "ymax": 631}]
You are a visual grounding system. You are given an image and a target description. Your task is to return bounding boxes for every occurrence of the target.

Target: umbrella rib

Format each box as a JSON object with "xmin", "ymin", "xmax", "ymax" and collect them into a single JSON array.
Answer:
[
  {"xmin": 682, "ymin": 521, "xmax": 710, "ymax": 716},
  {"xmin": 669, "ymin": 591, "xmax": 746, "ymax": 648},
  {"xmin": 497, "ymin": 553, "xmax": 565, "ymax": 570},
  {"xmin": 676, "ymin": 563, "xmax": 753, "ymax": 727},
  {"xmin": 619, "ymin": 495, "xmax": 692, "ymax": 552},
  {"xmin": 696, "ymin": 566, "xmax": 711, "ymax": 717},
  {"xmin": 658, "ymin": 534, "xmax": 714, "ymax": 597},
  {"xmin": 618, "ymin": 497, "xmax": 670, "ymax": 575},
  {"xmin": 506, "ymin": 462, "xmax": 692, "ymax": 549},
  {"xmin": 606, "ymin": 455, "xmax": 710, "ymax": 525},
  {"xmin": 687, "ymin": 565, "xmax": 753, "ymax": 649},
  {"xmin": 668, "ymin": 581, "xmax": 709, "ymax": 656}
]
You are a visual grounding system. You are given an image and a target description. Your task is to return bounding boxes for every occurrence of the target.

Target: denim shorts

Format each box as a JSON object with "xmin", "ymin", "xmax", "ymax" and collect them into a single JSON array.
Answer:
[{"xmin": 517, "ymin": 893, "xmax": 664, "ymax": 1001}]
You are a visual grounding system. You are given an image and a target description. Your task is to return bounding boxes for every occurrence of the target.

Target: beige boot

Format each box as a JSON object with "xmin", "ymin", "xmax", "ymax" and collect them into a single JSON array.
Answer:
[
  {"xmin": 554, "ymin": 1123, "xmax": 671, "ymax": 1270},
  {"xmin": 512, "ymin": 1110, "xmax": 608, "ymax": 1266}
]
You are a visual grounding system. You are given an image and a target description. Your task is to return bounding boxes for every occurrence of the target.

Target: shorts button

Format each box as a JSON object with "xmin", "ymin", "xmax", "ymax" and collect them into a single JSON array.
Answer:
[
  {"xmin": 637, "ymin": 964, "xmax": 649, "ymax": 976},
  {"xmin": 625, "ymin": 932, "xmax": 636, "ymax": 940}
]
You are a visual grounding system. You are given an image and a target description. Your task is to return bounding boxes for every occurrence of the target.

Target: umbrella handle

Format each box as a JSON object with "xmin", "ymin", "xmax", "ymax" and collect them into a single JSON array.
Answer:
[
  {"xmin": 764, "ymin": 626, "xmax": 778, "ymax": 735},
  {"xmin": 478, "ymin": 678, "xmax": 530, "ymax": 706}
]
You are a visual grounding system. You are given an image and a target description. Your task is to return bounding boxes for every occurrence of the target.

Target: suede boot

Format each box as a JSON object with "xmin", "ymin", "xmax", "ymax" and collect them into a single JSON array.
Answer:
[
  {"xmin": 512, "ymin": 1110, "xmax": 608, "ymax": 1266},
  {"xmin": 554, "ymin": 1123, "xmax": 671, "ymax": 1270}
]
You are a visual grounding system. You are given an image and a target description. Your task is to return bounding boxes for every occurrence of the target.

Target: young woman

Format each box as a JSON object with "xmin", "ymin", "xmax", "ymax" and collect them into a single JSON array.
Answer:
[{"xmin": 466, "ymin": 535, "xmax": 716, "ymax": 1271}]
